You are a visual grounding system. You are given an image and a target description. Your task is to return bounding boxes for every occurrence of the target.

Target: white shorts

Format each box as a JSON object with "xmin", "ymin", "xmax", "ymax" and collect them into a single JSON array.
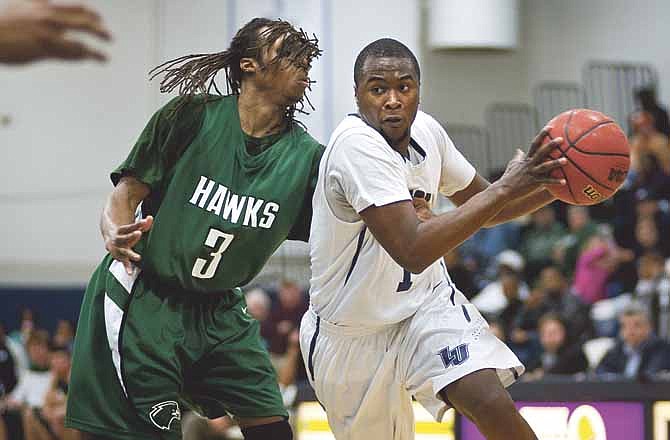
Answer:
[{"xmin": 299, "ymin": 284, "xmax": 523, "ymax": 440}]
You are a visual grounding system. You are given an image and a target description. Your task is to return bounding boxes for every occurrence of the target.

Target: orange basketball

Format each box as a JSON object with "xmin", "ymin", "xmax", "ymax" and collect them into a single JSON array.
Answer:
[{"xmin": 544, "ymin": 109, "xmax": 630, "ymax": 205}]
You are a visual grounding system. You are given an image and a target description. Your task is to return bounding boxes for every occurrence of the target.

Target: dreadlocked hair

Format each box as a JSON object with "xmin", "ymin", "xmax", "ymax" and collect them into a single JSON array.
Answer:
[{"xmin": 149, "ymin": 18, "xmax": 322, "ymax": 122}]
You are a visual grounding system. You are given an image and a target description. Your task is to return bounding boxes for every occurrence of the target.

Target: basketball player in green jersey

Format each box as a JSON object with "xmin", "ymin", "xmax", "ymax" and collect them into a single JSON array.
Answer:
[{"xmin": 65, "ymin": 18, "xmax": 322, "ymax": 440}]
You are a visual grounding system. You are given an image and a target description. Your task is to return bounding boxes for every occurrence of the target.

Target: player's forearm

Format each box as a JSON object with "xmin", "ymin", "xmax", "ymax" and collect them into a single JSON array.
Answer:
[
  {"xmin": 485, "ymin": 189, "xmax": 556, "ymax": 227},
  {"xmin": 404, "ymin": 183, "xmax": 513, "ymax": 272},
  {"xmin": 100, "ymin": 178, "xmax": 149, "ymax": 241},
  {"xmin": 100, "ymin": 193, "xmax": 138, "ymax": 241}
]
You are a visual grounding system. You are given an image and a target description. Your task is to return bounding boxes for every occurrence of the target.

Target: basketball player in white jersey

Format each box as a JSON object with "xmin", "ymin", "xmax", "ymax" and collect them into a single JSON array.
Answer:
[{"xmin": 300, "ymin": 38, "xmax": 568, "ymax": 440}]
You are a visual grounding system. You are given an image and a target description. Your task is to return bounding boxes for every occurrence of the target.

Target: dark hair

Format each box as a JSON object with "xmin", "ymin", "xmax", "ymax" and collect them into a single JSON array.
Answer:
[
  {"xmin": 538, "ymin": 312, "xmax": 566, "ymax": 330},
  {"xmin": 353, "ymin": 38, "xmax": 420, "ymax": 87},
  {"xmin": 635, "ymin": 86, "xmax": 657, "ymax": 110},
  {"xmin": 26, "ymin": 329, "xmax": 50, "ymax": 347},
  {"xmin": 149, "ymin": 18, "xmax": 321, "ymax": 120},
  {"xmin": 49, "ymin": 343, "xmax": 71, "ymax": 355}
]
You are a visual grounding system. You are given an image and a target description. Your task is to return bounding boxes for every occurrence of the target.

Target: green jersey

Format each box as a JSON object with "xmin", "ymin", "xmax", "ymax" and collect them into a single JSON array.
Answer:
[{"xmin": 112, "ymin": 95, "xmax": 323, "ymax": 293}]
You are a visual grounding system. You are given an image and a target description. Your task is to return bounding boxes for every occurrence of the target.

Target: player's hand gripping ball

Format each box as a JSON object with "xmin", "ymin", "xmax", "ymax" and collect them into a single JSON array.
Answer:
[{"xmin": 544, "ymin": 109, "xmax": 630, "ymax": 205}]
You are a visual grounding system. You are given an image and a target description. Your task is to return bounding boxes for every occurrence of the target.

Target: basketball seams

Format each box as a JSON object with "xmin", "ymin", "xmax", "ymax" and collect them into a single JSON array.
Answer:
[
  {"xmin": 556, "ymin": 165, "xmax": 579, "ymax": 204},
  {"xmin": 564, "ymin": 111, "xmax": 623, "ymax": 155},
  {"xmin": 546, "ymin": 131, "xmax": 579, "ymax": 204},
  {"xmin": 572, "ymin": 120, "xmax": 615, "ymax": 145},
  {"xmin": 559, "ymin": 152, "xmax": 615, "ymax": 191},
  {"xmin": 545, "ymin": 109, "xmax": 629, "ymax": 205},
  {"xmin": 562, "ymin": 111, "xmax": 619, "ymax": 191}
]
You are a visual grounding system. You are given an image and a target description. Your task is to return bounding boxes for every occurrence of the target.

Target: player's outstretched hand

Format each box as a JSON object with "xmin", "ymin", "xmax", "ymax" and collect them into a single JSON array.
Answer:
[
  {"xmin": 0, "ymin": 0, "xmax": 111, "ymax": 65},
  {"xmin": 105, "ymin": 216, "xmax": 153, "ymax": 275},
  {"xmin": 496, "ymin": 130, "xmax": 567, "ymax": 200}
]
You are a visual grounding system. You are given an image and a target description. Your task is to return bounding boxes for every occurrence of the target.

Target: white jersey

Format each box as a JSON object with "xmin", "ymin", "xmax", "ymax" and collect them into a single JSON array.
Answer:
[{"xmin": 309, "ymin": 111, "xmax": 476, "ymax": 327}]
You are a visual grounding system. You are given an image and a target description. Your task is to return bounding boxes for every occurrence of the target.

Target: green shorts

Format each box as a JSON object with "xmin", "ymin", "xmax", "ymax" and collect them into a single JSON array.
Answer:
[{"xmin": 65, "ymin": 255, "xmax": 287, "ymax": 440}]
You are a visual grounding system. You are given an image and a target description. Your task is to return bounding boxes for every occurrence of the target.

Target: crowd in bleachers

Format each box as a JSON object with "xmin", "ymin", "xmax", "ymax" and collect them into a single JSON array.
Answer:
[
  {"xmin": 1, "ymin": 88, "xmax": 670, "ymax": 440},
  {"xmin": 463, "ymin": 86, "xmax": 670, "ymax": 384},
  {"xmin": 0, "ymin": 314, "xmax": 74, "ymax": 440}
]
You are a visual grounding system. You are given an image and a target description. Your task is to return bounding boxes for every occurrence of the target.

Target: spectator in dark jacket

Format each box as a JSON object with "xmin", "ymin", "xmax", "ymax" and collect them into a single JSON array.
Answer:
[
  {"xmin": 0, "ymin": 323, "xmax": 17, "ymax": 397},
  {"xmin": 267, "ymin": 280, "xmax": 308, "ymax": 354},
  {"xmin": 512, "ymin": 266, "xmax": 592, "ymax": 344},
  {"xmin": 596, "ymin": 302, "xmax": 670, "ymax": 380},
  {"xmin": 636, "ymin": 87, "xmax": 670, "ymax": 138},
  {"xmin": 525, "ymin": 313, "xmax": 588, "ymax": 379}
]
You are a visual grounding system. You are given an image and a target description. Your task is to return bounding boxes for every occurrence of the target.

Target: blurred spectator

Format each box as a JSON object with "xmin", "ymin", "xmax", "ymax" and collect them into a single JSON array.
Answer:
[
  {"xmin": 629, "ymin": 111, "xmax": 670, "ymax": 176},
  {"xmin": 634, "ymin": 253, "xmax": 669, "ymax": 335},
  {"xmin": 0, "ymin": 0, "xmax": 111, "ymax": 65},
  {"xmin": 513, "ymin": 266, "xmax": 592, "ymax": 344},
  {"xmin": 9, "ymin": 307, "xmax": 36, "ymax": 347},
  {"xmin": 245, "ymin": 288, "xmax": 273, "ymax": 349},
  {"xmin": 443, "ymin": 248, "xmax": 477, "ymax": 300},
  {"xmin": 635, "ymin": 189, "xmax": 670, "ymax": 228},
  {"xmin": 52, "ymin": 320, "xmax": 74, "ymax": 353},
  {"xmin": 611, "ymin": 188, "xmax": 670, "ymax": 291},
  {"xmin": 6, "ymin": 331, "xmax": 51, "ymax": 410},
  {"xmin": 630, "ymin": 154, "xmax": 670, "ymax": 202},
  {"xmin": 553, "ymin": 206, "xmax": 598, "ymax": 278},
  {"xmin": 519, "ymin": 204, "xmax": 567, "ymax": 282},
  {"xmin": 472, "ymin": 250, "xmax": 529, "ymax": 318},
  {"xmin": 0, "ymin": 324, "xmax": 17, "ymax": 398},
  {"xmin": 0, "ymin": 332, "xmax": 11, "ymax": 439},
  {"xmin": 276, "ymin": 330, "xmax": 302, "ymax": 406},
  {"xmin": 596, "ymin": 302, "xmax": 670, "ymax": 380},
  {"xmin": 635, "ymin": 87, "xmax": 670, "ymax": 137},
  {"xmin": 268, "ymin": 281, "xmax": 308, "ymax": 354},
  {"xmin": 572, "ymin": 227, "xmax": 634, "ymax": 305},
  {"xmin": 488, "ymin": 319, "xmax": 506, "ymax": 342},
  {"xmin": 22, "ymin": 344, "xmax": 72, "ymax": 440},
  {"xmin": 525, "ymin": 314, "xmax": 588, "ymax": 380},
  {"xmin": 460, "ymin": 169, "xmax": 522, "ymax": 284},
  {"xmin": 634, "ymin": 216, "xmax": 669, "ymax": 258},
  {"xmin": 461, "ymin": 222, "xmax": 521, "ymax": 285}
]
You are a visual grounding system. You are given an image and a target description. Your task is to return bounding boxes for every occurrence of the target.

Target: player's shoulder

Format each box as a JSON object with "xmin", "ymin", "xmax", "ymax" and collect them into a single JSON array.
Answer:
[
  {"xmin": 413, "ymin": 110, "xmax": 445, "ymax": 135},
  {"xmin": 288, "ymin": 123, "xmax": 325, "ymax": 157},
  {"xmin": 330, "ymin": 115, "xmax": 387, "ymax": 151},
  {"xmin": 163, "ymin": 93, "xmax": 223, "ymax": 110},
  {"xmin": 155, "ymin": 93, "xmax": 223, "ymax": 123}
]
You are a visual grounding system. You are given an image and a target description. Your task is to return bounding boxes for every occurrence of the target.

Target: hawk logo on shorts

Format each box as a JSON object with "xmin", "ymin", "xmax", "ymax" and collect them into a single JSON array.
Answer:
[
  {"xmin": 438, "ymin": 344, "xmax": 469, "ymax": 368},
  {"xmin": 149, "ymin": 401, "xmax": 181, "ymax": 431}
]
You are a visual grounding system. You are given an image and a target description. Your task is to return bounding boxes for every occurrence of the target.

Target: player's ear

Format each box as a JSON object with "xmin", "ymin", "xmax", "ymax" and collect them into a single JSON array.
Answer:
[{"xmin": 240, "ymin": 57, "xmax": 257, "ymax": 75}]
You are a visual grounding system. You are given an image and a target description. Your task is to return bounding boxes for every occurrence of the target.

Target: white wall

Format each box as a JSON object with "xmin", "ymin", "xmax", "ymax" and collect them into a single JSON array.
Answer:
[
  {"xmin": 419, "ymin": 0, "xmax": 529, "ymax": 126},
  {"xmin": 420, "ymin": 0, "xmax": 670, "ymax": 127},
  {"xmin": 0, "ymin": 0, "xmax": 159, "ymax": 284},
  {"xmin": 525, "ymin": 0, "xmax": 670, "ymax": 110}
]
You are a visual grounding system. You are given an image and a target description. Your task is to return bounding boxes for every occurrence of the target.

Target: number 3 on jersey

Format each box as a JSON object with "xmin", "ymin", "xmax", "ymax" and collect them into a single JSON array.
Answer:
[{"xmin": 192, "ymin": 228, "xmax": 235, "ymax": 279}]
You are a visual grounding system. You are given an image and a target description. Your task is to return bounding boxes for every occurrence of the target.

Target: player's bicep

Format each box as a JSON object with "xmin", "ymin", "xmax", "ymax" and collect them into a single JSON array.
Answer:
[
  {"xmin": 360, "ymin": 200, "xmax": 419, "ymax": 265},
  {"xmin": 113, "ymin": 176, "xmax": 151, "ymax": 205}
]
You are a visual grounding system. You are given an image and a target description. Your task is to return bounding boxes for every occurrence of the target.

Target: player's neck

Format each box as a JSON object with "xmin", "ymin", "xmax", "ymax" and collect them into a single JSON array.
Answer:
[
  {"xmin": 237, "ymin": 91, "xmax": 288, "ymax": 138},
  {"xmin": 388, "ymin": 136, "xmax": 411, "ymax": 157}
]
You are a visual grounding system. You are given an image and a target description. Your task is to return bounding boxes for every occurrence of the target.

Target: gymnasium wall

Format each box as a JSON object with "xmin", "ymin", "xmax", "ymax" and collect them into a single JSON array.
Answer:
[{"xmin": 421, "ymin": 0, "xmax": 670, "ymax": 127}]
